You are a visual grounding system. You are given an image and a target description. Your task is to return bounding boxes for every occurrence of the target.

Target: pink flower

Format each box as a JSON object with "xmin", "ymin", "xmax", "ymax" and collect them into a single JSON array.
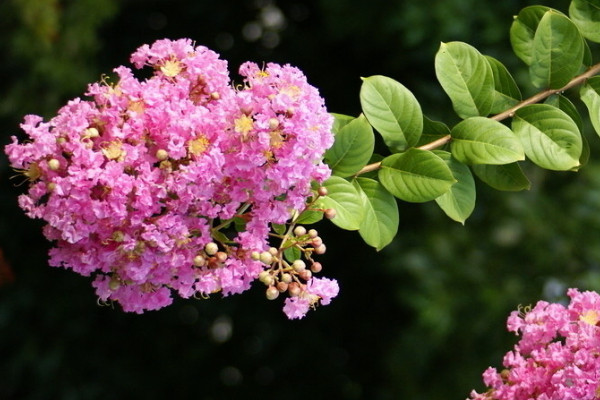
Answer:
[{"xmin": 6, "ymin": 39, "xmax": 335, "ymax": 317}]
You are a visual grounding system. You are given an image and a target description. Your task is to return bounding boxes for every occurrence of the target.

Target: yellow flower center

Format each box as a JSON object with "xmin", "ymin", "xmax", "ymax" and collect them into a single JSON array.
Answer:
[
  {"xmin": 160, "ymin": 59, "xmax": 182, "ymax": 77},
  {"xmin": 234, "ymin": 115, "xmax": 254, "ymax": 137},
  {"xmin": 580, "ymin": 310, "xmax": 600, "ymax": 326},
  {"xmin": 188, "ymin": 135, "xmax": 210, "ymax": 156},
  {"xmin": 102, "ymin": 141, "xmax": 125, "ymax": 161}
]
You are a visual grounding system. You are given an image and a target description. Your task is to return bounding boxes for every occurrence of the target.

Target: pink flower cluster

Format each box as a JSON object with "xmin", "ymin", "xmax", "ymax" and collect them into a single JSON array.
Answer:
[
  {"xmin": 5, "ymin": 38, "xmax": 336, "ymax": 318},
  {"xmin": 470, "ymin": 288, "xmax": 600, "ymax": 400}
]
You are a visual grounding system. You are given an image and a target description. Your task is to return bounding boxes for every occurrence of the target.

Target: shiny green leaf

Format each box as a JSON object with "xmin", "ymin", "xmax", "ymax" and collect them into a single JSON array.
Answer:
[
  {"xmin": 318, "ymin": 176, "xmax": 364, "ymax": 231},
  {"xmin": 530, "ymin": 10, "xmax": 584, "ymax": 88},
  {"xmin": 378, "ymin": 148, "xmax": 456, "ymax": 203},
  {"xmin": 353, "ymin": 178, "xmax": 399, "ymax": 251},
  {"xmin": 569, "ymin": 0, "xmax": 600, "ymax": 43},
  {"xmin": 510, "ymin": 6, "xmax": 553, "ymax": 65},
  {"xmin": 324, "ymin": 114, "xmax": 375, "ymax": 177},
  {"xmin": 512, "ymin": 104, "xmax": 582, "ymax": 171},
  {"xmin": 360, "ymin": 75, "xmax": 423, "ymax": 152},
  {"xmin": 417, "ymin": 116, "xmax": 451, "ymax": 147},
  {"xmin": 471, "ymin": 163, "xmax": 531, "ymax": 191},
  {"xmin": 450, "ymin": 117, "xmax": 525, "ymax": 165},
  {"xmin": 485, "ymin": 55, "xmax": 522, "ymax": 114},
  {"xmin": 435, "ymin": 41, "xmax": 495, "ymax": 118},
  {"xmin": 433, "ymin": 151, "xmax": 476, "ymax": 224},
  {"xmin": 580, "ymin": 76, "xmax": 600, "ymax": 138}
]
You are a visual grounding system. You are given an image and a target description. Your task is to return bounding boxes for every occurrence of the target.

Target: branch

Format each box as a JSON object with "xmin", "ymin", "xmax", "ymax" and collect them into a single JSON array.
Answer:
[{"xmin": 353, "ymin": 62, "xmax": 600, "ymax": 177}]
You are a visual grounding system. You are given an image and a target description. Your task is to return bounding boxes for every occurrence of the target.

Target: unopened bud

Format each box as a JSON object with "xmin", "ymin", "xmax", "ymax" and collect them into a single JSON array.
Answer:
[
  {"xmin": 288, "ymin": 282, "xmax": 302, "ymax": 297},
  {"xmin": 210, "ymin": 92, "xmax": 220, "ymax": 100},
  {"xmin": 317, "ymin": 186, "xmax": 328, "ymax": 196},
  {"xmin": 259, "ymin": 271, "xmax": 273, "ymax": 285},
  {"xmin": 276, "ymin": 281, "xmax": 289, "ymax": 292},
  {"xmin": 259, "ymin": 251, "xmax": 273, "ymax": 265},
  {"xmin": 268, "ymin": 247, "xmax": 278, "ymax": 256},
  {"xmin": 251, "ymin": 251, "xmax": 261, "ymax": 261},
  {"xmin": 156, "ymin": 149, "xmax": 169, "ymax": 161},
  {"xmin": 299, "ymin": 270, "xmax": 312, "ymax": 281},
  {"xmin": 281, "ymin": 273, "xmax": 292, "ymax": 283},
  {"xmin": 215, "ymin": 251, "xmax": 228, "ymax": 263},
  {"xmin": 292, "ymin": 259, "xmax": 306, "ymax": 272},
  {"xmin": 266, "ymin": 286, "xmax": 279, "ymax": 300},
  {"xmin": 204, "ymin": 242, "xmax": 219, "ymax": 256},
  {"xmin": 193, "ymin": 255, "xmax": 206, "ymax": 267},
  {"xmin": 310, "ymin": 262, "xmax": 322, "ymax": 273},
  {"xmin": 293, "ymin": 226, "xmax": 307, "ymax": 236},
  {"xmin": 308, "ymin": 229, "xmax": 318, "ymax": 238},
  {"xmin": 324, "ymin": 208, "xmax": 337, "ymax": 219},
  {"xmin": 47, "ymin": 182, "xmax": 56, "ymax": 191},
  {"xmin": 109, "ymin": 277, "xmax": 121, "ymax": 291},
  {"xmin": 314, "ymin": 244, "xmax": 327, "ymax": 255},
  {"xmin": 85, "ymin": 127, "xmax": 100, "ymax": 138},
  {"xmin": 312, "ymin": 236, "xmax": 323, "ymax": 247},
  {"xmin": 268, "ymin": 118, "xmax": 280, "ymax": 130},
  {"xmin": 47, "ymin": 158, "xmax": 60, "ymax": 171}
]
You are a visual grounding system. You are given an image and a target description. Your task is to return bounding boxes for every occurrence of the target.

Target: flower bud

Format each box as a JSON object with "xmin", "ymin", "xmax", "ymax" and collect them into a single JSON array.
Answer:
[
  {"xmin": 268, "ymin": 118, "xmax": 280, "ymax": 130},
  {"xmin": 292, "ymin": 259, "xmax": 306, "ymax": 272},
  {"xmin": 215, "ymin": 251, "xmax": 228, "ymax": 263},
  {"xmin": 156, "ymin": 149, "xmax": 169, "ymax": 161},
  {"xmin": 259, "ymin": 271, "xmax": 273, "ymax": 285},
  {"xmin": 268, "ymin": 247, "xmax": 278, "ymax": 256},
  {"xmin": 251, "ymin": 251, "xmax": 261, "ymax": 261},
  {"xmin": 308, "ymin": 229, "xmax": 318, "ymax": 238},
  {"xmin": 266, "ymin": 286, "xmax": 279, "ymax": 300},
  {"xmin": 312, "ymin": 236, "xmax": 323, "ymax": 247},
  {"xmin": 276, "ymin": 281, "xmax": 289, "ymax": 292},
  {"xmin": 281, "ymin": 273, "xmax": 292, "ymax": 283},
  {"xmin": 109, "ymin": 277, "xmax": 121, "ymax": 291},
  {"xmin": 324, "ymin": 208, "xmax": 337, "ymax": 220},
  {"xmin": 310, "ymin": 262, "xmax": 322, "ymax": 273},
  {"xmin": 204, "ymin": 242, "xmax": 219, "ymax": 256},
  {"xmin": 288, "ymin": 282, "xmax": 302, "ymax": 297},
  {"xmin": 259, "ymin": 251, "xmax": 273, "ymax": 265},
  {"xmin": 293, "ymin": 226, "xmax": 307, "ymax": 236},
  {"xmin": 299, "ymin": 270, "xmax": 312, "ymax": 281},
  {"xmin": 210, "ymin": 92, "xmax": 220, "ymax": 100},
  {"xmin": 314, "ymin": 244, "xmax": 327, "ymax": 255},
  {"xmin": 48, "ymin": 158, "xmax": 60, "ymax": 171},
  {"xmin": 317, "ymin": 186, "xmax": 328, "ymax": 196},
  {"xmin": 193, "ymin": 255, "xmax": 206, "ymax": 267},
  {"xmin": 85, "ymin": 127, "xmax": 99, "ymax": 138}
]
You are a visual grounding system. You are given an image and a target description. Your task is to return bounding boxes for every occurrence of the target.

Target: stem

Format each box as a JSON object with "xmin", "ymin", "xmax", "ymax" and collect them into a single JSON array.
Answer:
[{"xmin": 354, "ymin": 61, "xmax": 600, "ymax": 177}]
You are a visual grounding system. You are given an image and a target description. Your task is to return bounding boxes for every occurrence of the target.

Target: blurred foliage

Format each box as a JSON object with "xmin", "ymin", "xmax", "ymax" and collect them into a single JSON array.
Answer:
[{"xmin": 2, "ymin": 0, "xmax": 600, "ymax": 399}]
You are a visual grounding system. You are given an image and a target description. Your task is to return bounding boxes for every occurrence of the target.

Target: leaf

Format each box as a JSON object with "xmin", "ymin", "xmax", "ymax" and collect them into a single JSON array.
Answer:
[
  {"xmin": 580, "ymin": 76, "xmax": 600, "ymax": 138},
  {"xmin": 432, "ymin": 151, "xmax": 476, "ymax": 224},
  {"xmin": 272, "ymin": 223, "xmax": 286, "ymax": 235},
  {"xmin": 284, "ymin": 246, "xmax": 301, "ymax": 263},
  {"xmin": 360, "ymin": 75, "xmax": 423, "ymax": 152},
  {"xmin": 512, "ymin": 104, "xmax": 582, "ymax": 171},
  {"xmin": 544, "ymin": 94, "xmax": 584, "ymax": 132},
  {"xmin": 331, "ymin": 113, "xmax": 355, "ymax": 134},
  {"xmin": 294, "ymin": 209, "xmax": 324, "ymax": 225},
  {"xmin": 450, "ymin": 117, "xmax": 525, "ymax": 165},
  {"xmin": 378, "ymin": 148, "xmax": 456, "ymax": 203},
  {"xmin": 359, "ymin": 154, "xmax": 384, "ymax": 180},
  {"xmin": 417, "ymin": 116, "xmax": 451, "ymax": 147},
  {"xmin": 529, "ymin": 10, "xmax": 584, "ymax": 89},
  {"xmin": 435, "ymin": 42, "xmax": 495, "ymax": 118},
  {"xmin": 471, "ymin": 163, "xmax": 531, "ymax": 191},
  {"xmin": 317, "ymin": 176, "xmax": 364, "ymax": 230},
  {"xmin": 485, "ymin": 55, "xmax": 522, "ymax": 114},
  {"xmin": 324, "ymin": 114, "xmax": 375, "ymax": 177},
  {"xmin": 569, "ymin": 0, "xmax": 600, "ymax": 43},
  {"xmin": 353, "ymin": 178, "xmax": 399, "ymax": 251},
  {"xmin": 510, "ymin": 6, "xmax": 553, "ymax": 65}
]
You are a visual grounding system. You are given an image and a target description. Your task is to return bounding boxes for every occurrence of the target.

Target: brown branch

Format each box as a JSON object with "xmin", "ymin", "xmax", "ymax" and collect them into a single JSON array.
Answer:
[{"xmin": 353, "ymin": 61, "xmax": 600, "ymax": 178}]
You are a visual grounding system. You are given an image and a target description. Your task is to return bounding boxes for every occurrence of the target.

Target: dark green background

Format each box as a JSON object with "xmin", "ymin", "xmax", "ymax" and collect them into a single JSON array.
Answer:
[{"xmin": 2, "ymin": 1, "xmax": 598, "ymax": 399}]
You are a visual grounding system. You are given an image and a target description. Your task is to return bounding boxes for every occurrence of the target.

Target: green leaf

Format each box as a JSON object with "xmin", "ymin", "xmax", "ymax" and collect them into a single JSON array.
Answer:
[
  {"xmin": 530, "ymin": 10, "xmax": 584, "ymax": 89},
  {"xmin": 432, "ymin": 151, "xmax": 476, "ymax": 224},
  {"xmin": 359, "ymin": 154, "xmax": 384, "ymax": 180},
  {"xmin": 417, "ymin": 116, "xmax": 451, "ymax": 147},
  {"xmin": 283, "ymin": 246, "xmax": 301, "ymax": 263},
  {"xmin": 485, "ymin": 55, "xmax": 522, "ymax": 114},
  {"xmin": 580, "ymin": 76, "xmax": 600, "ymax": 138},
  {"xmin": 324, "ymin": 114, "xmax": 375, "ymax": 177},
  {"xmin": 378, "ymin": 148, "xmax": 456, "ymax": 203},
  {"xmin": 331, "ymin": 113, "xmax": 354, "ymax": 134},
  {"xmin": 569, "ymin": 0, "xmax": 600, "ymax": 43},
  {"xmin": 360, "ymin": 75, "xmax": 423, "ymax": 152},
  {"xmin": 317, "ymin": 176, "xmax": 364, "ymax": 230},
  {"xmin": 450, "ymin": 117, "xmax": 525, "ymax": 165},
  {"xmin": 435, "ymin": 42, "xmax": 495, "ymax": 118},
  {"xmin": 294, "ymin": 209, "xmax": 324, "ymax": 225},
  {"xmin": 544, "ymin": 94, "xmax": 584, "ymax": 132},
  {"xmin": 471, "ymin": 163, "xmax": 531, "ymax": 191},
  {"xmin": 353, "ymin": 178, "xmax": 399, "ymax": 251},
  {"xmin": 510, "ymin": 6, "xmax": 552, "ymax": 65},
  {"xmin": 512, "ymin": 104, "xmax": 582, "ymax": 171},
  {"xmin": 272, "ymin": 223, "xmax": 286, "ymax": 235}
]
